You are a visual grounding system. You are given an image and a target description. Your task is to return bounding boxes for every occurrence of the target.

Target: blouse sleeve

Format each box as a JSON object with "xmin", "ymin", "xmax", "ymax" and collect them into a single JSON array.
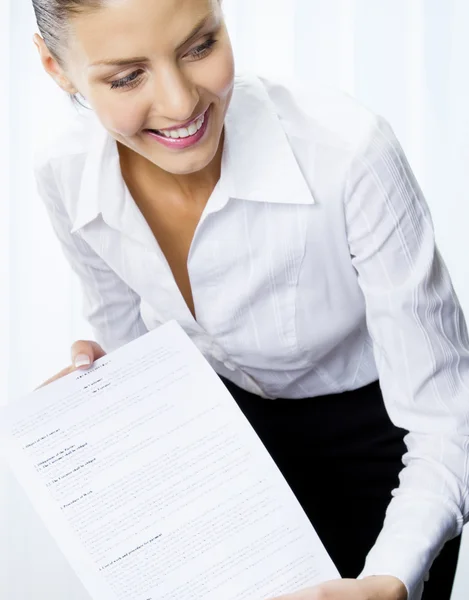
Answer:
[
  {"xmin": 35, "ymin": 160, "xmax": 148, "ymax": 353},
  {"xmin": 344, "ymin": 116, "xmax": 469, "ymax": 599}
]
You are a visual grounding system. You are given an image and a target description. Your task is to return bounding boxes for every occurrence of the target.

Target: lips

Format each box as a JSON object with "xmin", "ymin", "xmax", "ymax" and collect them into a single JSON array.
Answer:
[
  {"xmin": 144, "ymin": 107, "xmax": 208, "ymax": 140},
  {"xmin": 143, "ymin": 106, "xmax": 211, "ymax": 150}
]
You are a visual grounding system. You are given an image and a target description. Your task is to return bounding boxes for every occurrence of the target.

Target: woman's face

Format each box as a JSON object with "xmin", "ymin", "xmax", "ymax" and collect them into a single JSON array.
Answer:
[{"xmin": 60, "ymin": 0, "xmax": 235, "ymax": 175}]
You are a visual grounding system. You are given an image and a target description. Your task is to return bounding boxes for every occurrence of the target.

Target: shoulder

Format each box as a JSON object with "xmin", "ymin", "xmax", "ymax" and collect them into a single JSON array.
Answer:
[
  {"xmin": 33, "ymin": 107, "xmax": 100, "ymax": 190},
  {"xmin": 33, "ymin": 107, "xmax": 108, "ymax": 230},
  {"xmin": 243, "ymin": 72, "xmax": 383, "ymax": 155}
]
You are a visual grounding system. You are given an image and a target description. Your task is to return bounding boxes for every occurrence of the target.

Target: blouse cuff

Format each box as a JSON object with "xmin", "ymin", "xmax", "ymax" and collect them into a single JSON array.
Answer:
[{"xmin": 357, "ymin": 496, "xmax": 461, "ymax": 600}]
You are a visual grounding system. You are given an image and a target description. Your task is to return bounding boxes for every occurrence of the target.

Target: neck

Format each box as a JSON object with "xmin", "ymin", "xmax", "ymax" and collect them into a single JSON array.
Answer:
[{"xmin": 118, "ymin": 133, "xmax": 224, "ymax": 208}]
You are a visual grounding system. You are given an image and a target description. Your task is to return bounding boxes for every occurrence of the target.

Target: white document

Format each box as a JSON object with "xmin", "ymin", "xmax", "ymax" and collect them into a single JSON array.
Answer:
[{"xmin": 0, "ymin": 321, "xmax": 339, "ymax": 600}]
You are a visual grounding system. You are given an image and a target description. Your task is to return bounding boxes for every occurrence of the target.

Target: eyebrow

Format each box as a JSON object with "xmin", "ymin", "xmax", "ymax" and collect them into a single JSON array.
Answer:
[
  {"xmin": 176, "ymin": 13, "xmax": 213, "ymax": 50},
  {"xmin": 89, "ymin": 14, "xmax": 214, "ymax": 68}
]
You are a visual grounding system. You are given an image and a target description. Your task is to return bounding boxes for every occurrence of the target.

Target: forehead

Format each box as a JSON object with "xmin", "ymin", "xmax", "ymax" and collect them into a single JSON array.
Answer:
[{"xmin": 67, "ymin": 0, "xmax": 217, "ymax": 62}]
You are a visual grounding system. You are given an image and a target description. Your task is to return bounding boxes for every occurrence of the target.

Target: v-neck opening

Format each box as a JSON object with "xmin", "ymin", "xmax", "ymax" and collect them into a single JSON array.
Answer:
[{"xmin": 121, "ymin": 178, "xmax": 230, "ymax": 334}]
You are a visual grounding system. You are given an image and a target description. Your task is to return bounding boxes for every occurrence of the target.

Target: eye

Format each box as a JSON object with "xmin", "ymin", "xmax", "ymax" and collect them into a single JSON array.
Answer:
[
  {"xmin": 186, "ymin": 37, "xmax": 217, "ymax": 61},
  {"xmin": 110, "ymin": 70, "xmax": 144, "ymax": 90}
]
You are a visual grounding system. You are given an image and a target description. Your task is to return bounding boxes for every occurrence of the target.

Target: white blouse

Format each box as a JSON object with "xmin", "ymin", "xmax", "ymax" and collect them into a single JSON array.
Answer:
[{"xmin": 35, "ymin": 72, "xmax": 469, "ymax": 598}]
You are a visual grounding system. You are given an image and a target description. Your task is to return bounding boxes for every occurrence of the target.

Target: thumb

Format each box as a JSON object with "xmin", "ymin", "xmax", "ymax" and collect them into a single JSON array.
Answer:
[{"xmin": 71, "ymin": 340, "xmax": 106, "ymax": 369}]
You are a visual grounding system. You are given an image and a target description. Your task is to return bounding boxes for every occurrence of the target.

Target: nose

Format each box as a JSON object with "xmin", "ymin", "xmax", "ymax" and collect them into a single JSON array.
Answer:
[{"xmin": 150, "ymin": 65, "xmax": 200, "ymax": 125}]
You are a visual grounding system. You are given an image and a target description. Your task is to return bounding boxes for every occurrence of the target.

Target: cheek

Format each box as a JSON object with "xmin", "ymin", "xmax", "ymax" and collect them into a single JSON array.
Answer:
[
  {"xmin": 68, "ymin": 69, "xmax": 147, "ymax": 137},
  {"xmin": 93, "ymin": 97, "xmax": 148, "ymax": 138},
  {"xmin": 204, "ymin": 47, "xmax": 235, "ymax": 103}
]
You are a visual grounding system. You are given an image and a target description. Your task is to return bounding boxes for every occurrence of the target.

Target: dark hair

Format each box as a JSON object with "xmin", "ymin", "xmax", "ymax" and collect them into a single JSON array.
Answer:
[
  {"xmin": 32, "ymin": 1, "xmax": 103, "ymax": 106},
  {"xmin": 32, "ymin": 1, "xmax": 102, "ymax": 64}
]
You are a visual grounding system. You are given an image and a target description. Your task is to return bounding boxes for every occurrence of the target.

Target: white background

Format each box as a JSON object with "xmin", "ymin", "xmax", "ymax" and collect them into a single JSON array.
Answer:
[{"xmin": 1, "ymin": 0, "xmax": 468, "ymax": 598}]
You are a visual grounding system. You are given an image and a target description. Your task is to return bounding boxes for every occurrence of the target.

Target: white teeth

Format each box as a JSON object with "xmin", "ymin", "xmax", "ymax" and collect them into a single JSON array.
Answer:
[{"xmin": 156, "ymin": 112, "xmax": 206, "ymax": 139}]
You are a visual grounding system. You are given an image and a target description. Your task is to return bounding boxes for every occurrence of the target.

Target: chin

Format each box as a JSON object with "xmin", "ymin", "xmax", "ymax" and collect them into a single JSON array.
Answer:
[
  {"xmin": 150, "ymin": 140, "xmax": 221, "ymax": 175},
  {"xmin": 163, "ymin": 158, "xmax": 214, "ymax": 176}
]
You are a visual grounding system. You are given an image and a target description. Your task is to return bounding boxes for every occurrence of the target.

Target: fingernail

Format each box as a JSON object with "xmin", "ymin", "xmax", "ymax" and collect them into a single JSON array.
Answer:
[{"xmin": 74, "ymin": 354, "xmax": 91, "ymax": 368}]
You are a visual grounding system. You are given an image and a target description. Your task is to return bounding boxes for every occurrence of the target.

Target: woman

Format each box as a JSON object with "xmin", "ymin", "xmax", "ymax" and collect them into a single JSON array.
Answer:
[{"xmin": 32, "ymin": 1, "xmax": 468, "ymax": 599}]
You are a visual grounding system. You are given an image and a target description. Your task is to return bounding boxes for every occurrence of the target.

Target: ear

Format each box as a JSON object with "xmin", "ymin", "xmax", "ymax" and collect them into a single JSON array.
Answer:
[{"xmin": 33, "ymin": 33, "xmax": 78, "ymax": 95}]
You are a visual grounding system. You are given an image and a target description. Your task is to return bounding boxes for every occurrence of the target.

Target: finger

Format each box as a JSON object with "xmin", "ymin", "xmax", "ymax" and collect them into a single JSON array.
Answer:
[
  {"xmin": 70, "ymin": 340, "xmax": 106, "ymax": 369},
  {"xmin": 36, "ymin": 364, "xmax": 75, "ymax": 389}
]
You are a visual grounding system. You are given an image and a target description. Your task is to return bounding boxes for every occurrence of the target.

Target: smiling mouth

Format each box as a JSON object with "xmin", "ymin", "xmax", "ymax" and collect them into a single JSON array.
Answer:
[{"xmin": 145, "ymin": 109, "xmax": 207, "ymax": 140}]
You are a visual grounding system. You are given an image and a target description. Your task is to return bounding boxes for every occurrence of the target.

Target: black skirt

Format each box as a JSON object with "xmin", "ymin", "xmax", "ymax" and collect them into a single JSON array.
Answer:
[{"xmin": 221, "ymin": 377, "xmax": 461, "ymax": 600}]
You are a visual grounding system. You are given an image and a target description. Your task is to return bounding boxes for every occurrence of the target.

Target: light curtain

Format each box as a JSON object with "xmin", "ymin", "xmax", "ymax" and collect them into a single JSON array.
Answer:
[{"xmin": 1, "ymin": 1, "xmax": 468, "ymax": 598}]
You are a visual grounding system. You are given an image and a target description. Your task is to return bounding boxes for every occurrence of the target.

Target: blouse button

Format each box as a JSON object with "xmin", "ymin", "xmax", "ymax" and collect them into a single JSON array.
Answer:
[
  {"xmin": 209, "ymin": 344, "xmax": 236, "ymax": 371},
  {"xmin": 210, "ymin": 346, "xmax": 225, "ymax": 362}
]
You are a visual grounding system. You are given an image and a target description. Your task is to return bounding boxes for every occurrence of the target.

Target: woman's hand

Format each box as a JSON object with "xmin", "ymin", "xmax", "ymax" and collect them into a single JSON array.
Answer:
[
  {"xmin": 37, "ymin": 340, "xmax": 106, "ymax": 388},
  {"xmin": 269, "ymin": 576, "xmax": 407, "ymax": 600}
]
